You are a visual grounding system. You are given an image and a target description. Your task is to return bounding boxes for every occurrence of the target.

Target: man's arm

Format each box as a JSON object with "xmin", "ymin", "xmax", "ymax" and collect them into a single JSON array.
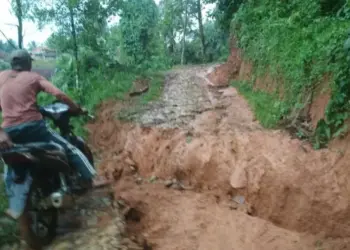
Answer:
[{"xmin": 37, "ymin": 75, "xmax": 82, "ymax": 113}]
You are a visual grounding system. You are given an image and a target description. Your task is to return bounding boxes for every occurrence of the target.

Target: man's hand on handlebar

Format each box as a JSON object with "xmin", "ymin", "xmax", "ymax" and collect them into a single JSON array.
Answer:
[
  {"xmin": 69, "ymin": 107, "xmax": 93, "ymax": 118},
  {"xmin": 81, "ymin": 108, "xmax": 95, "ymax": 120},
  {"xmin": 80, "ymin": 107, "xmax": 89, "ymax": 115},
  {"xmin": 70, "ymin": 106, "xmax": 86, "ymax": 115}
]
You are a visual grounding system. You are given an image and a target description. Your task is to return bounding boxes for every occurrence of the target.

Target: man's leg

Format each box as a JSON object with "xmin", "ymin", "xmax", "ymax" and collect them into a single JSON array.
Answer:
[
  {"xmin": 39, "ymin": 123, "xmax": 96, "ymax": 180},
  {"xmin": 11, "ymin": 120, "xmax": 96, "ymax": 180},
  {"xmin": 2, "ymin": 125, "xmax": 33, "ymax": 221},
  {"xmin": 3, "ymin": 165, "xmax": 32, "ymax": 219},
  {"xmin": 0, "ymin": 120, "xmax": 95, "ymax": 223}
]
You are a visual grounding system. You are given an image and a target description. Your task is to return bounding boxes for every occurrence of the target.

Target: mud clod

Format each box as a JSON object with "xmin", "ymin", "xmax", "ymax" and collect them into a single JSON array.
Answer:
[
  {"xmin": 164, "ymin": 179, "xmax": 173, "ymax": 188},
  {"xmin": 124, "ymin": 207, "xmax": 143, "ymax": 222}
]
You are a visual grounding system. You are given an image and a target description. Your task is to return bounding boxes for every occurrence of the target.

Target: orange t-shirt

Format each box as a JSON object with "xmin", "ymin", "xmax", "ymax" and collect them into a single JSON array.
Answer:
[{"xmin": 0, "ymin": 70, "xmax": 74, "ymax": 128}]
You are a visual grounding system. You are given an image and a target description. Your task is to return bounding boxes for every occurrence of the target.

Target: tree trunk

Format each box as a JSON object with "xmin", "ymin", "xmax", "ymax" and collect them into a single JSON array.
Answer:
[
  {"xmin": 181, "ymin": 0, "xmax": 189, "ymax": 65},
  {"xmin": 197, "ymin": 0, "xmax": 206, "ymax": 61},
  {"xmin": 68, "ymin": 3, "xmax": 80, "ymax": 90},
  {"xmin": 15, "ymin": 0, "xmax": 23, "ymax": 49},
  {"xmin": 169, "ymin": 30, "xmax": 175, "ymax": 54}
]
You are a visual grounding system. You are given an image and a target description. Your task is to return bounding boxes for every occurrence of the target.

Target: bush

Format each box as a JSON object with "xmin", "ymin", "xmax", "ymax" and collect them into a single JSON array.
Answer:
[
  {"xmin": 233, "ymin": 0, "xmax": 350, "ymax": 147},
  {"xmin": 0, "ymin": 170, "xmax": 18, "ymax": 246},
  {"xmin": 232, "ymin": 80, "xmax": 288, "ymax": 128},
  {"xmin": 0, "ymin": 59, "xmax": 10, "ymax": 70},
  {"xmin": 46, "ymin": 50, "xmax": 166, "ymax": 137}
]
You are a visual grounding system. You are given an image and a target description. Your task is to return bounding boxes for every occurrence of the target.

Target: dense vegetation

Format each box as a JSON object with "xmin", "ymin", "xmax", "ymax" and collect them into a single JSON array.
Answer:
[
  {"xmin": 1, "ymin": 0, "xmax": 350, "ymax": 245},
  {"xmin": 230, "ymin": 0, "xmax": 350, "ymax": 148}
]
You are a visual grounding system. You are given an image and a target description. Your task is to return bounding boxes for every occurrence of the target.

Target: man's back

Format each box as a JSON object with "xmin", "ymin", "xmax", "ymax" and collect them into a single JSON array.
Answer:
[{"xmin": 0, "ymin": 70, "xmax": 44, "ymax": 128}]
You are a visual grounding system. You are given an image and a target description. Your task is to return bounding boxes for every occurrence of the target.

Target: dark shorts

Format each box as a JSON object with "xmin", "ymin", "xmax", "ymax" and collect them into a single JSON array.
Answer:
[{"xmin": 4, "ymin": 120, "xmax": 96, "ymax": 179}]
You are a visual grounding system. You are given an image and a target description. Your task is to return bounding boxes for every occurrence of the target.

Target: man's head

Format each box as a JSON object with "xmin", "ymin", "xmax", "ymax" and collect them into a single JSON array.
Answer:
[{"xmin": 10, "ymin": 49, "xmax": 34, "ymax": 71}]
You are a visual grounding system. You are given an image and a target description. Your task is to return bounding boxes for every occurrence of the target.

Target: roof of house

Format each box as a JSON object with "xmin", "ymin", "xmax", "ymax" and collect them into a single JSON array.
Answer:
[{"xmin": 31, "ymin": 47, "xmax": 56, "ymax": 54}]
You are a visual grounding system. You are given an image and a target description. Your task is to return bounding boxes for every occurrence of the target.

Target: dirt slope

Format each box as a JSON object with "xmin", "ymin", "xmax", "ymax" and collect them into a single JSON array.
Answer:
[{"xmin": 87, "ymin": 65, "xmax": 350, "ymax": 249}]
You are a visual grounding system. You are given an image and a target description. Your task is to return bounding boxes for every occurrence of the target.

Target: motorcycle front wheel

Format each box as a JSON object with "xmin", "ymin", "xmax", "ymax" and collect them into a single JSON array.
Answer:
[{"xmin": 19, "ymin": 179, "xmax": 58, "ymax": 249}]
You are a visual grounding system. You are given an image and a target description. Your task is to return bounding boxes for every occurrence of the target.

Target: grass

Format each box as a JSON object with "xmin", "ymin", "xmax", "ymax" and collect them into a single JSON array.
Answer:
[
  {"xmin": 81, "ymin": 71, "xmax": 138, "ymax": 110},
  {"xmin": 0, "ymin": 169, "xmax": 18, "ymax": 247},
  {"xmin": 231, "ymin": 80, "xmax": 287, "ymax": 128},
  {"xmin": 140, "ymin": 73, "xmax": 165, "ymax": 104},
  {"xmin": 118, "ymin": 72, "xmax": 165, "ymax": 121}
]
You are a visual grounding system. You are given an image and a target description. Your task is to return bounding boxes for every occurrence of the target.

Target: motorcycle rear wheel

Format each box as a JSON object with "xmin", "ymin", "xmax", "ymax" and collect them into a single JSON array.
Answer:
[{"xmin": 19, "ymin": 179, "xmax": 58, "ymax": 249}]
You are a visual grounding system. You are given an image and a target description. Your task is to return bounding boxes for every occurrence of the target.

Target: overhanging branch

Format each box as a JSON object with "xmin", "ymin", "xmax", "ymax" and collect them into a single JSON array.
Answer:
[{"xmin": 0, "ymin": 29, "xmax": 18, "ymax": 49}]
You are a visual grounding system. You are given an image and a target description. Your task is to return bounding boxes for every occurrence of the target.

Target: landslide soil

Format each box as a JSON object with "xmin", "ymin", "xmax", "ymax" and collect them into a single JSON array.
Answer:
[{"xmin": 87, "ymin": 65, "xmax": 350, "ymax": 250}]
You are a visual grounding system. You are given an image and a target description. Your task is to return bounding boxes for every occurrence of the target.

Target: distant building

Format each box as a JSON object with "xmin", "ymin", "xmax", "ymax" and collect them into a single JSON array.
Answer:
[{"xmin": 31, "ymin": 47, "xmax": 56, "ymax": 60}]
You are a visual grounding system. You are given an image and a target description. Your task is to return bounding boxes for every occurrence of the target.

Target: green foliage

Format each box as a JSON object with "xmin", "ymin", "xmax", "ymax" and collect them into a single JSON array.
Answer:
[
  {"xmin": 27, "ymin": 41, "xmax": 37, "ymax": 50},
  {"xmin": 118, "ymin": 0, "xmax": 165, "ymax": 68},
  {"xmin": 0, "ymin": 60, "xmax": 10, "ymax": 70},
  {"xmin": 233, "ymin": 0, "xmax": 350, "ymax": 147},
  {"xmin": 0, "ymin": 172, "xmax": 18, "ymax": 246},
  {"xmin": 0, "ymin": 40, "xmax": 16, "ymax": 54},
  {"xmin": 205, "ymin": 0, "xmax": 244, "ymax": 33},
  {"xmin": 46, "ymin": 52, "xmax": 136, "ymax": 136},
  {"xmin": 45, "ymin": 33, "xmax": 73, "ymax": 53},
  {"xmin": 139, "ymin": 73, "xmax": 165, "ymax": 104},
  {"xmin": 232, "ymin": 80, "xmax": 288, "ymax": 128},
  {"xmin": 160, "ymin": 0, "xmax": 183, "ymax": 60},
  {"xmin": 159, "ymin": 0, "xmax": 229, "ymax": 64},
  {"xmin": 200, "ymin": 21, "xmax": 229, "ymax": 62}
]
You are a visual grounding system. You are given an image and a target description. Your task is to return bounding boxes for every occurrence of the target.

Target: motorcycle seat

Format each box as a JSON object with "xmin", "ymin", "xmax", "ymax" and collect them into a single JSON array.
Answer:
[
  {"xmin": 0, "ymin": 141, "xmax": 70, "ymax": 173},
  {"xmin": 0, "ymin": 141, "xmax": 65, "ymax": 154}
]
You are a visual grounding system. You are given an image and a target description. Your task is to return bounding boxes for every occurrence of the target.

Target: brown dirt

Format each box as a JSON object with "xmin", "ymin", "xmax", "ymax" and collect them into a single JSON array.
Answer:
[
  {"xmin": 2, "ymin": 187, "xmax": 136, "ymax": 250},
  {"xmin": 86, "ymin": 65, "xmax": 350, "ymax": 250},
  {"xmin": 308, "ymin": 75, "xmax": 332, "ymax": 128},
  {"xmin": 207, "ymin": 46, "xmax": 241, "ymax": 87},
  {"xmin": 209, "ymin": 42, "xmax": 332, "ymax": 127}
]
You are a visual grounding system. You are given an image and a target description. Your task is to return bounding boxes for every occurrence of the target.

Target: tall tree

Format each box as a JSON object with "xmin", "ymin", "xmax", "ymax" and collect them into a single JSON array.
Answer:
[
  {"xmin": 118, "ymin": 0, "xmax": 159, "ymax": 65},
  {"xmin": 160, "ymin": 0, "xmax": 182, "ymax": 57},
  {"xmin": 181, "ymin": 0, "xmax": 190, "ymax": 65},
  {"xmin": 14, "ymin": 0, "xmax": 23, "ymax": 48},
  {"xmin": 204, "ymin": 0, "xmax": 244, "ymax": 33},
  {"xmin": 161, "ymin": 0, "xmax": 197, "ymax": 64},
  {"xmin": 196, "ymin": 0, "xmax": 206, "ymax": 60},
  {"xmin": 67, "ymin": 0, "xmax": 79, "ymax": 88},
  {"xmin": 11, "ymin": 0, "xmax": 31, "ymax": 49},
  {"xmin": 32, "ymin": 0, "xmax": 120, "ymax": 89},
  {"xmin": 27, "ymin": 41, "xmax": 37, "ymax": 50}
]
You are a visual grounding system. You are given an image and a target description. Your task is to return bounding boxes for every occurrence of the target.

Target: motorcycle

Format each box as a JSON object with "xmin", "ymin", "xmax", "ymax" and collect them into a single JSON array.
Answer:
[{"xmin": 0, "ymin": 101, "xmax": 95, "ymax": 249}]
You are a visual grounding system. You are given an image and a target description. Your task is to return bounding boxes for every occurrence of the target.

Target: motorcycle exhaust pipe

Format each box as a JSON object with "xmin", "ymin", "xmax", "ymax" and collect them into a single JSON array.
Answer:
[{"xmin": 51, "ymin": 192, "xmax": 63, "ymax": 208}]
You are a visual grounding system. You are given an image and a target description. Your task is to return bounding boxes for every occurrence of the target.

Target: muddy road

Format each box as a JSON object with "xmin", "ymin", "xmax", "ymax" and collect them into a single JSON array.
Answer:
[
  {"xmin": 86, "ymin": 65, "xmax": 350, "ymax": 250},
  {"xmin": 5, "ymin": 65, "xmax": 350, "ymax": 250}
]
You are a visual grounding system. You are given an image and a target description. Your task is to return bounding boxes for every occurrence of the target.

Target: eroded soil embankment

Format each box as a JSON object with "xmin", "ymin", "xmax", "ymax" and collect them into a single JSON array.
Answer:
[{"xmin": 87, "ymin": 66, "xmax": 350, "ymax": 249}]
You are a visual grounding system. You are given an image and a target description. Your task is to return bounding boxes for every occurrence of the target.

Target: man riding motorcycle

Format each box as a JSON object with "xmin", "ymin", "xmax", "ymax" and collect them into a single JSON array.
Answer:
[{"xmin": 0, "ymin": 49, "xmax": 96, "ymax": 223}]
